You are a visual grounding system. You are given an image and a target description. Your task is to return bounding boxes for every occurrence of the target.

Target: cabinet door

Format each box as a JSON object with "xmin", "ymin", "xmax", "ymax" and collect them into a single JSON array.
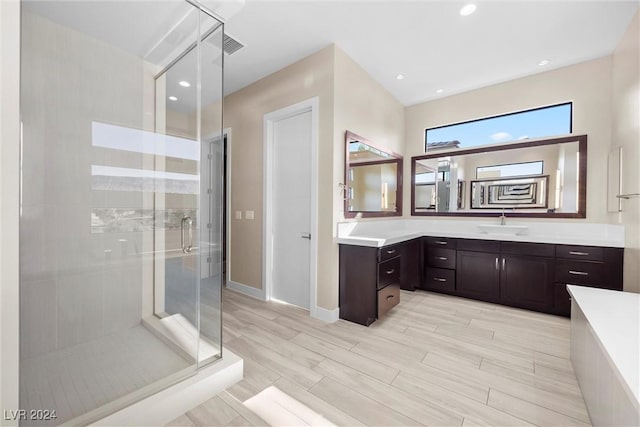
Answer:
[
  {"xmin": 400, "ymin": 239, "xmax": 421, "ymax": 291},
  {"xmin": 456, "ymin": 251, "xmax": 500, "ymax": 303},
  {"xmin": 553, "ymin": 283, "xmax": 571, "ymax": 317},
  {"xmin": 500, "ymin": 255, "xmax": 554, "ymax": 311}
]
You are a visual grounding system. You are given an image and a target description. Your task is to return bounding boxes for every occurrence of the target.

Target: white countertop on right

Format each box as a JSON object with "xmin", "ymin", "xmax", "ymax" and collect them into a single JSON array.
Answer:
[{"xmin": 567, "ymin": 285, "xmax": 640, "ymax": 404}]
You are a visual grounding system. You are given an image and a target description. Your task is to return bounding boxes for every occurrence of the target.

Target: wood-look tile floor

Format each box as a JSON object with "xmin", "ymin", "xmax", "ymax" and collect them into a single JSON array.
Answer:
[{"xmin": 168, "ymin": 289, "xmax": 590, "ymax": 427}]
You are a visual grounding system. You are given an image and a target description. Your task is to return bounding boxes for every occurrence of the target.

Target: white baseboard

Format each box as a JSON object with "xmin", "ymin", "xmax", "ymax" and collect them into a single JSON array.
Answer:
[
  {"xmin": 91, "ymin": 349, "xmax": 243, "ymax": 426},
  {"xmin": 311, "ymin": 305, "xmax": 339, "ymax": 323},
  {"xmin": 226, "ymin": 281, "xmax": 337, "ymax": 323},
  {"xmin": 226, "ymin": 280, "xmax": 267, "ymax": 301}
]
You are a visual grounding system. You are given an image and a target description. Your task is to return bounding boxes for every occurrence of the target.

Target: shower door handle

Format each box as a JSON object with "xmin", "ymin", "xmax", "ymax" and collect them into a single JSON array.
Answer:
[{"xmin": 181, "ymin": 216, "xmax": 193, "ymax": 254}]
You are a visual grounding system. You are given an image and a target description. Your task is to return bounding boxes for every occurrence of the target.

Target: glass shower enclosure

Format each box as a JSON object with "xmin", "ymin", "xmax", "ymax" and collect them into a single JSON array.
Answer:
[{"xmin": 19, "ymin": 1, "xmax": 224, "ymax": 424}]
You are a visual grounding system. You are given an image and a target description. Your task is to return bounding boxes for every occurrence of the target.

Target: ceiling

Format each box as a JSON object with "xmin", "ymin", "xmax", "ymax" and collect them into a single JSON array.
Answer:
[
  {"xmin": 22, "ymin": 1, "xmax": 638, "ymax": 109},
  {"xmin": 224, "ymin": 0, "xmax": 639, "ymax": 106}
]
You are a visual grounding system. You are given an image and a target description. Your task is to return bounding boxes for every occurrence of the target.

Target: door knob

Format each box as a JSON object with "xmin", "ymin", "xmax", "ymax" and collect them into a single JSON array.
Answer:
[{"xmin": 300, "ymin": 233, "xmax": 311, "ymax": 240}]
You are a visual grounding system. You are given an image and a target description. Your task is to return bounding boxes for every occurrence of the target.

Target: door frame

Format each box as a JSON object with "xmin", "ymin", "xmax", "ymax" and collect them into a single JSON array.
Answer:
[
  {"xmin": 203, "ymin": 127, "xmax": 231, "ymax": 286},
  {"xmin": 263, "ymin": 97, "xmax": 319, "ymax": 316}
]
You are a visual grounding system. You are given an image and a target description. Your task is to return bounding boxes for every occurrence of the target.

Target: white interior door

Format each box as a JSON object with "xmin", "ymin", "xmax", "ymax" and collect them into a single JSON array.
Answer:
[{"xmin": 272, "ymin": 111, "xmax": 312, "ymax": 309}]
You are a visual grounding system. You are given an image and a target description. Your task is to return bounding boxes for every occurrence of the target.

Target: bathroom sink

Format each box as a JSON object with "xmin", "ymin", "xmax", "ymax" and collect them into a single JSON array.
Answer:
[{"xmin": 477, "ymin": 224, "xmax": 529, "ymax": 235}]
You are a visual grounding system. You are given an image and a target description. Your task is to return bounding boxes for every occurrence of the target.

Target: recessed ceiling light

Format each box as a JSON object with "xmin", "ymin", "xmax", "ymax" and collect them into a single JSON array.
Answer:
[
  {"xmin": 538, "ymin": 59, "xmax": 550, "ymax": 66},
  {"xmin": 179, "ymin": 81, "xmax": 191, "ymax": 87},
  {"xmin": 396, "ymin": 74, "xmax": 405, "ymax": 80},
  {"xmin": 460, "ymin": 3, "xmax": 477, "ymax": 16},
  {"xmin": 168, "ymin": 96, "xmax": 178, "ymax": 101},
  {"xmin": 436, "ymin": 89, "xmax": 444, "ymax": 94}
]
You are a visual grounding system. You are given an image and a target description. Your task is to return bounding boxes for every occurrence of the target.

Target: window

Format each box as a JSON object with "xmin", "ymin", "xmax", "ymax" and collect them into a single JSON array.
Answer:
[{"xmin": 425, "ymin": 102, "xmax": 572, "ymax": 151}]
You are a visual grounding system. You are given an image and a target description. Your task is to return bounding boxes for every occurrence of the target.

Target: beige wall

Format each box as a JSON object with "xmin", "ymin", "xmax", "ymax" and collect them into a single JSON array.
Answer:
[
  {"xmin": 224, "ymin": 44, "xmax": 404, "ymax": 310},
  {"xmin": 611, "ymin": 11, "xmax": 640, "ymax": 293},
  {"xmin": 223, "ymin": 45, "xmax": 335, "ymax": 307},
  {"xmin": 0, "ymin": 0, "xmax": 20, "ymax": 420},
  {"xmin": 329, "ymin": 46, "xmax": 405, "ymax": 307},
  {"xmin": 404, "ymin": 57, "xmax": 613, "ymax": 222}
]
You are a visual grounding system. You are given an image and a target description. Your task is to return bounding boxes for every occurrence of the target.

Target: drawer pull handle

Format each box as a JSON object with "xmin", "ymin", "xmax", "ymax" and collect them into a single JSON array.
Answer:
[
  {"xmin": 495, "ymin": 257, "xmax": 499, "ymax": 270},
  {"xmin": 502, "ymin": 258, "xmax": 506, "ymax": 271},
  {"xmin": 434, "ymin": 278, "xmax": 447, "ymax": 282},
  {"xmin": 386, "ymin": 269, "xmax": 395, "ymax": 275},
  {"xmin": 569, "ymin": 270, "xmax": 589, "ymax": 276},
  {"xmin": 386, "ymin": 295, "xmax": 395, "ymax": 300},
  {"xmin": 435, "ymin": 241, "xmax": 447, "ymax": 245},
  {"xmin": 435, "ymin": 256, "xmax": 447, "ymax": 261},
  {"xmin": 387, "ymin": 249, "xmax": 396, "ymax": 254},
  {"xmin": 569, "ymin": 251, "xmax": 589, "ymax": 256}
]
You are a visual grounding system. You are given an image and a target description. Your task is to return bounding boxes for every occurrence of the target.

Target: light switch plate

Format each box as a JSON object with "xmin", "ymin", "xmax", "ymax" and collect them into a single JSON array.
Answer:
[
  {"xmin": 245, "ymin": 210, "xmax": 255, "ymax": 220},
  {"xmin": 235, "ymin": 210, "xmax": 242, "ymax": 220}
]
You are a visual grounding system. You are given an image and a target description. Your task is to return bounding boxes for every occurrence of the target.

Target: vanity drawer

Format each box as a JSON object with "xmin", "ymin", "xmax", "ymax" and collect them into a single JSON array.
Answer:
[
  {"xmin": 378, "ymin": 245, "xmax": 401, "ymax": 262},
  {"xmin": 457, "ymin": 238, "xmax": 501, "ymax": 253},
  {"xmin": 424, "ymin": 236, "xmax": 457, "ymax": 249},
  {"xmin": 424, "ymin": 268, "xmax": 455, "ymax": 292},
  {"xmin": 556, "ymin": 245, "xmax": 604, "ymax": 262},
  {"xmin": 555, "ymin": 260, "xmax": 605, "ymax": 287},
  {"xmin": 377, "ymin": 283, "xmax": 400, "ymax": 317},
  {"xmin": 427, "ymin": 248, "xmax": 456, "ymax": 269},
  {"xmin": 377, "ymin": 256, "xmax": 400, "ymax": 289},
  {"xmin": 501, "ymin": 241, "xmax": 554, "ymax": 257}
]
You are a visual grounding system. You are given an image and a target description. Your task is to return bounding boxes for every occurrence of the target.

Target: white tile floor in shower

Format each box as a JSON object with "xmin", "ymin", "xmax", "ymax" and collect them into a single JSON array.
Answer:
[{"xmin": 20, "ymin": 325, "xmax": 191, "ymax": 426}]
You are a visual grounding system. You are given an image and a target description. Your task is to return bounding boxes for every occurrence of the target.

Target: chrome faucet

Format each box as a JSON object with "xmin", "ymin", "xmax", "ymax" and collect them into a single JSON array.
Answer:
[{"xmin": 499, "ymin": 209, "xmax": 507, "ymax": 226}]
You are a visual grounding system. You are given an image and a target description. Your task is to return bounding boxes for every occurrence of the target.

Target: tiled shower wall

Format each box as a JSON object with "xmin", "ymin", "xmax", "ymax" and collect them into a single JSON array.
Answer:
[{"xmin": 20, "ymin": 11, "xmax": 149, "ymax": 359}]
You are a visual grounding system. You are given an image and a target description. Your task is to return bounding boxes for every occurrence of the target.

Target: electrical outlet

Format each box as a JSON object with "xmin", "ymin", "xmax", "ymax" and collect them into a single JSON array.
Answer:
[{"xmin": 245, "ymin": 210, "xmax": 255, "ymax": 220}]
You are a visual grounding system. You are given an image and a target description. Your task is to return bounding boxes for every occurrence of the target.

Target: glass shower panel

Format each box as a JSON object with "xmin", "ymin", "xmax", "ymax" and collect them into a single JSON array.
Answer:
[
  {"xmin": 199, "ymin": 13, "xmax": 225, "ymax": 365},
  {"xmin": 154, "ymin": 10, "xmax": 224, "ymax": 366},
  {"xmin": 18, "ymin": 2, "xmax": 223, "ymax": 425}
]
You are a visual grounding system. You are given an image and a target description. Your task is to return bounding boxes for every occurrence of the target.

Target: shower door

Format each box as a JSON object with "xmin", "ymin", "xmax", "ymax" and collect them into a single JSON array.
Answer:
[
  {"xmin": 19, "ymin": 2, "xmax": 224, "ymax": 425},
  {"xmin": 153, "ymin": 12, "xmax": 225, "ymax": 366}
]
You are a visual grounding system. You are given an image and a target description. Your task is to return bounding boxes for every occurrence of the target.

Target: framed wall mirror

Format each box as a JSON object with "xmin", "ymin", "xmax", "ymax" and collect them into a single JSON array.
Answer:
[
  {"xmin": 411, "ymin": 134, "xmax": 587, "ymax": 218},
  {"xmin": 345, "ymin": 131, "xmax": 403, "ymax": 218}
]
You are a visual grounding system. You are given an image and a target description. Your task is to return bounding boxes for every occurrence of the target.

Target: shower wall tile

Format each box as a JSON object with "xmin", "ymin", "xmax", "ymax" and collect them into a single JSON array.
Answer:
[
  {"xmin": 55, "ymin": 236, "xmax": 102, "ymax": 276},
  {"xmin": 44, "ymin": 145, "xmax": 93, "ymax": 207},
  {"xmin": 20, "ymin": 279, "xmax": 57, "ymax": 359},
  {"xmin": 56, "ymin": 273, "xmax": 103, "ymax": 348},
  {"xmin": 102, "ymin": 232, "xmax": 143, "ymax": 260},
  {"xmin": 20, "ymin": 204, "xmax": 45, "ymax": 282},
  {"xmin": 102, "ymin": 266, "xmax": 143, "ymax": 334},
  {"xmin": 52, "ymin": 205, "xmax": 93, "ymax": 240}
]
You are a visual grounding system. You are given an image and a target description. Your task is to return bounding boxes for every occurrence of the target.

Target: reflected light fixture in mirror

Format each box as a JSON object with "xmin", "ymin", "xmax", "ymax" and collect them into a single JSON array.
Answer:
[
  {"xmin": 345, "ymin": 130, "xmax": 403, "ymax": 218},
  {"xmin": 411, "ymin": 134, "xmax": 587, "ymax": 218}
]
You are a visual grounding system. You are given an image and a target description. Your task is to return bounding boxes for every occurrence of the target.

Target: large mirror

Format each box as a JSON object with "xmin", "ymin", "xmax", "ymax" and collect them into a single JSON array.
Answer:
[
  {"xmin": 411, "ymin": 134, "xmax": 587, "ymax": 218},
  {"xmin": 345, "ymin": 131, "xmax": 403, "ymax": 218}
]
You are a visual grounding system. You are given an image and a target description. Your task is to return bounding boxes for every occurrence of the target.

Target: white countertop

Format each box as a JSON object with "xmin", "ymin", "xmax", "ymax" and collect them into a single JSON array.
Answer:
[
  {"xmin": 567, "ymin": 285, "xmax": 640, "ymax": 404},
  {"xmin": 337, "ymin": 219, "xmax": 625, "ymax": 248}
]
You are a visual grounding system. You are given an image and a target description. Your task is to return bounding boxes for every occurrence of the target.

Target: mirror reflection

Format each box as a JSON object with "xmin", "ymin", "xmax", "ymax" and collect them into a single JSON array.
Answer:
[
  {"xmin": 345, "ymin": 131, "xmax": 403, "ymax": 218},
  {"xmin": 412, "ymin": 135, "xmax": 586, "ymax": 218}
]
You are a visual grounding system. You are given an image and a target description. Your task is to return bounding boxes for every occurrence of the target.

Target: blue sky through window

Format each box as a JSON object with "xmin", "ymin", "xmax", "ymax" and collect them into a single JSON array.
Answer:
[{"xmin": 425, "ymin": 103, "xmax": 572, "ymax": 151}]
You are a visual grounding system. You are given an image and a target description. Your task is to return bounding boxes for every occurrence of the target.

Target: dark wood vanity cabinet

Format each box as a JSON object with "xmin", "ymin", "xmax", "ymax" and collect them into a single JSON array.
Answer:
[
  {"xmin": 339, "ymin": 238, "xmax": 421, "ymax": 326},
  {"xmin": 456, "ymin": 250, "xmax": 501, "ymax": 303},
  {"xmin": 499, "ymin": 242, "xmax": 555, "ymax": 312},
  {"xmin": 422, "ymin": 237, "xmax": 457, "ymax": 294},
  {"xmin": 400, "ymin": 238, "xmax": 421, "ymax": 291},
  {"xmin": 422, "ymin": 237, "xmax": 623, "ymax": 317},
  {"xmin": 552, "ymin": 245, "xmax": 624, "ymax": 316}
]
